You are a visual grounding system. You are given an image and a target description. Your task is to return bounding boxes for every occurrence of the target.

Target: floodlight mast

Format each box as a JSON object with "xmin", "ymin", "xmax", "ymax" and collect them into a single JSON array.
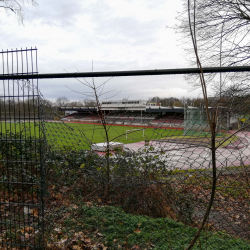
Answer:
[{"xmin": 1, "ymin": 66, "xmax": 250, "ymax": 80}]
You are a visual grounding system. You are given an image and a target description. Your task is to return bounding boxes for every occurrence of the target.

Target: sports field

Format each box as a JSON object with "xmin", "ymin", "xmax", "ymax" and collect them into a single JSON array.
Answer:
[{"xmin": 0, "ymin": 121, "xmax": 183, "ymax": 149}]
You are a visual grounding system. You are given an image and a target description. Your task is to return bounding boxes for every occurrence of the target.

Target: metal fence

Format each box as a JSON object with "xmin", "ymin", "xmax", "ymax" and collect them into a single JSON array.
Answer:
[
  {"xmin": 0, "ymin": 48, "xmax": 250, "ymax": 249},
  {"xmin": 0, "ymin": 48, "xmax": 45, "ymax": 249}
]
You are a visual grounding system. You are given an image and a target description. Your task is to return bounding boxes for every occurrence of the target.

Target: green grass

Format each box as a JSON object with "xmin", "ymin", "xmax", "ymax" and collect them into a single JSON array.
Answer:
[
  {"xmin": 52, "ymin": 123, "xmax": 182, "ymax": 143},
  {"xmin": 0, "ymin": 121, "xmax": 239, "ymax": 150},
  {"xmin": 0, "ymin": 121, "xmax": 183, "ymax": 149},
  {"xmin": 0, "ymin": 121, "xmax": 41, "ymax": 136},
  {"xmin": 51, "ymin": 202, "xmax": 250, "ymax": 249},
  {"xmin": 214, "ymin": 135, "xmax": 238, "ymax": 148}
]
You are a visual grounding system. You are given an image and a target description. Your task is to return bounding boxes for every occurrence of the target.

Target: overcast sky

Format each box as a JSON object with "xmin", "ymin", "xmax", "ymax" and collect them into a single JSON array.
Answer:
[{"xmin": 0, "ymin": 0, "xmax": 201, "ymax": 101}]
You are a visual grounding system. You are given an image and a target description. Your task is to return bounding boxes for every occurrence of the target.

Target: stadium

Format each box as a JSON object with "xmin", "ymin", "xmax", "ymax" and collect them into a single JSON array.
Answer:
[
  {"xmin": 57, "ymin": 99, "xmax": 248, "ymax": 170},
  {"xmin": 59, "ymin": 99, "xmax": 239, "ymax": 133},
  {"xmin": 59, "ymin": 99, "xmax": 185, "ymax": 128}
]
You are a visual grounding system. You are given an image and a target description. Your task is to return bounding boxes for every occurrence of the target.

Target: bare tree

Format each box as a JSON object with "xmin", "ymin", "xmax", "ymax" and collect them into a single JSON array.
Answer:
[
  {"xmin": 172, "ymin": 100, "xmax": 184, "ymax": 107},
  {"xmin": 0, "ymin": 0, "xmax": 38, "ymax": 23},
  {"xmin": 55, "ymin": 97, "xmax": 70, "ymax": 107},
  {"xmin": 185, "ymin": 0, "xmax": 218, "ymax": 249},
  {"xmin": 175, "ymin": 0, "xmax": 250, "ymax": 93},
  {"xmin": 177, "ymin": 0, "xmax": 250, "ymax": 66},
  {"xmin": 83, "ymin": 99, "xmax": 97, "ymax": 107}
]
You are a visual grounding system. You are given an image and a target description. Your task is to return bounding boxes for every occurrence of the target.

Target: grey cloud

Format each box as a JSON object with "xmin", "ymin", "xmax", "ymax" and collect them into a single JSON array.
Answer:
[
  {"xmin": 0, "ymin": 0, "xmax": 195, "ymax": 101},
  {"xmin": 25, "ymin": 0, "xmax": 84, "ymax": 29},
  {"xmin": 94, "ymin": 16, "xmax": 161, "ymax": 45}
]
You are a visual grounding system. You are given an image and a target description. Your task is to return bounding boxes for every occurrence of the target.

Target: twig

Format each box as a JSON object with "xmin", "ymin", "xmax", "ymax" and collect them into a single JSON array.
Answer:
[{"xmin": 185, "ymin": 1, "xmax": 217, "ymax": 249}]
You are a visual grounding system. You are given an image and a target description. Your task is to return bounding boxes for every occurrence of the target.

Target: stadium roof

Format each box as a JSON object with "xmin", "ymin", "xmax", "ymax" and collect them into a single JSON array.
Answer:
[{"xmin": 59, "ymin": 106, "xmax": 185, "ymax": 113}]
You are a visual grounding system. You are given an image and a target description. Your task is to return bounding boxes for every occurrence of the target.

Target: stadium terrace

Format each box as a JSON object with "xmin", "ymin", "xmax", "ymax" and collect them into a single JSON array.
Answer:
[{"xmin": 59, "ymin": 99, "xmax": 185, "ymax": 127}]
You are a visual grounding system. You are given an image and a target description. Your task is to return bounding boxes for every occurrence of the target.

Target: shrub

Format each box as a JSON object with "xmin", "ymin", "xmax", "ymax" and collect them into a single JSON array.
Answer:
[{"xmin": 114, "ymin": 182, "xmax": 177, "ymax": 219}]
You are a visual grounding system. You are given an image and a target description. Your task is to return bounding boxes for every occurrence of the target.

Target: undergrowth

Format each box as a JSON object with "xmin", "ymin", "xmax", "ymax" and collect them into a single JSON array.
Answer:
[{"xmin": 46, "ymin": 202, "xmax": 250, "ymax": 250}]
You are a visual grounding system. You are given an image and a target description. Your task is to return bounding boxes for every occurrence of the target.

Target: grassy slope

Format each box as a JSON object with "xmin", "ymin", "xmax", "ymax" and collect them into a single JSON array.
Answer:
[{"xmin": 54, "ymin": 202, "xmax": 250, "ymax": 250}]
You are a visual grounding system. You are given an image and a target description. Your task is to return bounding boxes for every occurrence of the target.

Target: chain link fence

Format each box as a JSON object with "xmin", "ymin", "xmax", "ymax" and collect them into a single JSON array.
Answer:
[{"xmin": 0, "ymin": 48, "xmax": 250, "ymax": 249}]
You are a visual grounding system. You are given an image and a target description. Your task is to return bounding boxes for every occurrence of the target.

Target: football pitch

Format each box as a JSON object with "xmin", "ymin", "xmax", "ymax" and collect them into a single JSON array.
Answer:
[{"xmin": 0, "ymin": 121, "xmax": 183, "ymax": 149}]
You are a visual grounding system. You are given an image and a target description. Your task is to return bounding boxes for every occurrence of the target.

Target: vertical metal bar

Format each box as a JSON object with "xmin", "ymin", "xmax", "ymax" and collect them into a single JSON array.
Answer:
[
  {"xmin": 0, "ymin": 47, "xmax": 45, "ymax": 249},
  {"xmin": 0, "ymin": 50, "xmax": 3, "ymax": 249},
  {"xmin": 35, "ymin": 47, "xmax": 38, "ymax": 73},
  {"xmin": 7, "ymin": 49, "xmax": 12, "ymax": 247},
  {"xmin": 26, "ymin": 47, "xmax": 29, "ymax": 75},
  {"xmin": 31, "ymin": 47, "xmax": 36, "ymax": 247},
  {"xmin": 22, "ymin": 48, "xmax": 28, "ymax": 243},
  {"xmin": 37, "ymin": 48, "xmax": 45, "ymax": 248},
  {"xmin": 16, "ymin": 48, "xmax": 21, "ymax": 244}
]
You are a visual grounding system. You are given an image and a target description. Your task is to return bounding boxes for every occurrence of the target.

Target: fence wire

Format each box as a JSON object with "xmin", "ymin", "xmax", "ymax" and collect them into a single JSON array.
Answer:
[
  {"xmin": 0, "ymin": 48, "xmax": 250, "ymax": 250},
  {"xmin": 0, "ymin": 48, "xmax": 45, "ymax": 249},
  {"xmin": 40, "ymin": 93, "xmax": 250, "ymax": 249}
]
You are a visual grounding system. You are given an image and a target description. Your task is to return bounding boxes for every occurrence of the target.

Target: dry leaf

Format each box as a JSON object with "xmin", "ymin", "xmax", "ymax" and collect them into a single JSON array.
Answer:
[
  {"xmin": 31, "ymin": 208, "xmax": 38, "ymax": 217},
  {"xmin": 131, "ymin": 245, "xmax": 140, "ymax": 250},
  {"xmin": 23, "ymin": 206, "xmax": 32, "ymax": 215},
  {"xmin": 56, "ymin": 237, "xmax": 68, "ymax": 244},
  {"xmin": 74, "ymin": 232, "xmax": 85, "ymax": 237},
  {"xmin": 25, "ymin": 227, "xmax": 34, "ymax": 233},
  {"xmin": 54, "ymin": 228, "xmax": 61, "ymax": 232},
  {"xmin": 25, "ymin": 233, "xmax": 30, "ymax": 239},
  {"xmin": 134, "ymin": 228, "xmax": 141, "ymax": 234},
  {"xmin": 86, "ymin": 202, "xmax": 92, "ymax": 207},
  {"xmin": 72, "ymin": 246, "xmax": 81, "ymax": 250},
  {"xmin": 85, "ymin": 237, "xmax": 91, "ymax": 243},
  {"xmin": 99, "ymin": 244, "xmax": 107, "ymax": 250}
]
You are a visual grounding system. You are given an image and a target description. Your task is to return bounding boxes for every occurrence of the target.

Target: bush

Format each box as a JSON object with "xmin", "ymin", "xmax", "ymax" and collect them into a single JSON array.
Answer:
[
  {"xmin": 45, "ymin": 146, "xmax": 196, "ymax": 223},
  {"xmin": 114, "ymin": 182, "xmax": 177, "ymax": 219},
  {"xmin": 0, "ymin": 131, "xmax": 43, "ymax": 161},
  {"xmin": 0, "ymin": 131, "xmax": 44, "ymax": 190}
]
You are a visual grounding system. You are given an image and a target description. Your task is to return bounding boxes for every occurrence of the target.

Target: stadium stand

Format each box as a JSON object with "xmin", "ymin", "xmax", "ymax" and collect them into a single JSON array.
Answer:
[{"xmin": 59, "ymin": 100, "xmax": 184, "ymax": 127}]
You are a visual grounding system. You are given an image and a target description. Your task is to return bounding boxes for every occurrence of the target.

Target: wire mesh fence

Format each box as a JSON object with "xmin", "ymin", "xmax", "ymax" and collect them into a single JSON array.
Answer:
[
  {"xmin": 0, "ymin": 48, "xmax": 45, "ymax": 249},
  {"xmin": 42, "ymin": 83, "xmax": 250, "ymax": 249},
  {"xmin": 0, "ymin": 48, "xmax": 250, "ymax": 249}
]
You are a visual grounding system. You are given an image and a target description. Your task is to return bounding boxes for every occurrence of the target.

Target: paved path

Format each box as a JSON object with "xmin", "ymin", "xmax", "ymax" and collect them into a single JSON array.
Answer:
[{"xmin": 123, "ymin": 131, "xmax": 250, "ymax": 170}]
